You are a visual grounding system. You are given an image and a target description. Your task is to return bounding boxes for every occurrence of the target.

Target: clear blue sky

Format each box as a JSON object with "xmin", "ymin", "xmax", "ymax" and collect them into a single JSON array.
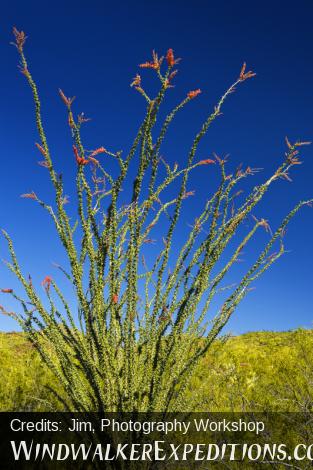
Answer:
[{"xmin": 0, "ymin": 0, "xmax": 312, "ymax": 333}]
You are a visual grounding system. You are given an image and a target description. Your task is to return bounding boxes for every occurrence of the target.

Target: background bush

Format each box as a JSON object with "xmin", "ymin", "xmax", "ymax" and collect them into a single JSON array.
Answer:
[{"xmin": 1, "ymin": 329, "xmax": 312, "ymax": 412}]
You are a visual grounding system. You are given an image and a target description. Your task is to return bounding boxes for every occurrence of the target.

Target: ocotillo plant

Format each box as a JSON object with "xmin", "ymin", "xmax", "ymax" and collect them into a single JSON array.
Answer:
[{"xmin": 1, "ymin": 28, "xmax": 312, "ymax": 412}]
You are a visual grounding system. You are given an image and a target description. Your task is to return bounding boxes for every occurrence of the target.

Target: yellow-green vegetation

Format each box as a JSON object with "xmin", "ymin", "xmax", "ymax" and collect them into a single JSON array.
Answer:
[
  {"xmin": 191, "ymin": 328, "xmax": 313, "ymax": 412},
  {"xmin": 0, "ymin": 332, "xmax": 60, "ymax": 411},
  {"xmin": 1, "ymin": 329, "xmax": 312, "ymax": 412}
]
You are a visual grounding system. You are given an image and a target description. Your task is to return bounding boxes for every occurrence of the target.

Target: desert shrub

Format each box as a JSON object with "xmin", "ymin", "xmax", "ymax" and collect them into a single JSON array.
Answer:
[{"xmin": 1, "ymin": 28, "xmax": 311, "ymax": 411}]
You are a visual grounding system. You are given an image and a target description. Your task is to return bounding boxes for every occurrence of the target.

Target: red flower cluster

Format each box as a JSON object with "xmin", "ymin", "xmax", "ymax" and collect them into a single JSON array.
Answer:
[
  {"xmin": 12, "ymin": 27, "xmax": 27, "ymax": 52},
  {"xmin": 187, "ymin": 89, "xmax": 201, "ymax": 99},
  {"xmin": 42, "ymin": 276, "xmax": 52, "ymax": 292},
  {"xmin": 73, "ymin": 145, "xmax": 89, "ymax": 166},
  {"xmin": 239, "ymin": 63, "xmax": 256, "ymax": 81},
  {"xmin": 197, "ymin": 158, "xmax": 215, "ymax": 165},
  {"xmin": 73, "ymin": 146, "xmax": 107, "ymax": 166},
  {"xmin": 137, "ymin": 48, "xmax": 180, "ymax": 89},
  {"xmin": 89, "ymin": 147, "xmax": 107, "ymax": 158},
  {"xmin": 59, "ymin": 89, "xmax": 75, "ymax": 108},
  {"xmin": 166, "ymin": 49, "xmax": 175, "ymax": 67},
  {"xmin": 166, "ymin": 49, "xmax": 180, "ymax": 67},
  {"xmin": 21, "ymin": 191, "xmax": 37, "ymax": 200},
  {"xmin": 1, "ymin": 288, "xmax": 13, "ymax": 294},
  {"xmin": 139, "ymin": 51, "xmax": 163, "ymax": 70}
]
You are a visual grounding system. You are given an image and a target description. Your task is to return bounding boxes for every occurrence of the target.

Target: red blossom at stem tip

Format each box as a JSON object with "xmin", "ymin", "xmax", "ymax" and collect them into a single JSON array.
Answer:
[
  {"xmin": 20, "ymin": 191, "xmax": 37, "ymax": 200},
  {"xmin": 166, "ymin": 49, "xmax": 175, "ymax": 67},
  {"xmin": 59, "ymin": 89, "xmax": 75, "ymax": 107},
  {"xmin": 73, "ymin": 145, "xmax": 89, "ymax": 166},
  {"xmin": 166, "ymin": 49, "xmax": 180, "ymax": 67},
  {"xmin": 41, "ymin": 276, "xmax": 52, "ymax": 292},
  {"xmin": 78, "ymin": 113, "xmax": 91, "ymax": 125},
  {"xmin": 139, "ymin": 61, "xmax": 158, "ymax": 70},
  {"xmin": 197, "ymin": 159, "xmax": 216, "ymax": 165},
  {"xmin": 239, "ymin": 63, "xmax": 256, "ymax": 81},
  {"xmin": 187, "ymin": 89, "xmax": 201, "ymax": 99},
  {"xmin": 139, "ymin": 51, "xmax": 163, "ymax": 70},
  {"xmin": 89, "ymin": 147, "xmax": 107, "ymax": 158},
  {"xmin": 12, "ymin": 27, "xmax": 27, "ymax": 52},
  {"xmin": 112, "ymin": 294, "xmax": 118, "ymax": 304},
  {"xmin": 1, "ymin": 288, "xmax": 13, "ymax": 294},
  {"xmin": 285, "ymin": 136, "xmax": 311, "ymax": 149}
]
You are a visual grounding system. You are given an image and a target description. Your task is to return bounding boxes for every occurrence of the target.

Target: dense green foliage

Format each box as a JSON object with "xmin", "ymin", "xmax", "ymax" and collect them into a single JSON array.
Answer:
[{"xmin": 1, "ymin": 329, "xmax": 312, "ymax": 412}]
